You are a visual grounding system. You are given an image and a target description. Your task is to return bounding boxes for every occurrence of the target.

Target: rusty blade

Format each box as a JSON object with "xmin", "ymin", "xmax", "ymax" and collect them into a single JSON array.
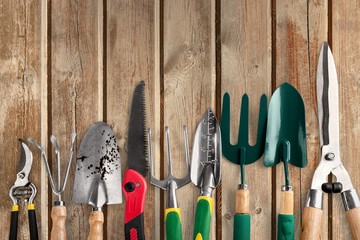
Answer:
[{"xmin": 72, "ymin": 122, "xmax": 122, "ymax": 207}]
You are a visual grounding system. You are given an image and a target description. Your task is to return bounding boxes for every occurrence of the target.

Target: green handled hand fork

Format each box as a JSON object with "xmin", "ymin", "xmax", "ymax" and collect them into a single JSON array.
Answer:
[{"xmin": 221, "ymin": 93, "xmax": 267, "ymax": 240}]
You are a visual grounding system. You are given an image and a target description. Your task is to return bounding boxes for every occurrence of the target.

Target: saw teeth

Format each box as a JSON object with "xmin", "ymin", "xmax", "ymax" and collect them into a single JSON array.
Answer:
[{"xmin": 140, "ymin": 80, "xmax": 149, "ymax": 169}]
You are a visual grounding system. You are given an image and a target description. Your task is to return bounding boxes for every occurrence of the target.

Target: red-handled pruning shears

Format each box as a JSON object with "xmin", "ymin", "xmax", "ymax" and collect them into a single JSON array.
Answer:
[{"xmin": 9, "ymin": 139, "xmax": 38, "ymax": 240}]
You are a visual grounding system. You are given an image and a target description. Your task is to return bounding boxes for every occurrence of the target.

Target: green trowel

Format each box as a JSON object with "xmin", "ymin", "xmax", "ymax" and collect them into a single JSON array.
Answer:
[
  {"xmin": 264, "ymin": 82, "xmax": 307, "ymax": 240},
  {"xmin": 221, "ymin": 93, "xmax": 267, "ymax": 240}
]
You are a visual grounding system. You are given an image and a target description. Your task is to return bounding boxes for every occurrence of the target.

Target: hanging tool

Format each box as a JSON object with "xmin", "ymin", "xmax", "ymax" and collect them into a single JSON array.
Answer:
[
  {"xmin": 301, "ymin": 42, "xmax": 360, "ymax": 239},
  {"xmin": 122, "ymin": 80, "xmax": 148, "ymax": 240},
  {"xmin": 264, "ymin": 82, "xmax": 307, "ymax": 240},
  {"xmin": 28, "ymin": 133, "xmax": 76, "ymax": 240},
  {"xmin": 72, "ymin": 122, "xmax": 122, "ymax": 240},
  {"xmin": 149, "ymin": 126, "xmax": 191, "ymax": 240},
  {"xmin": 221, "ymin": 93, "xmax": 267, "ymax": 240},
  {"xmin": 191, "ymin": 109, "xmax": 221, "ymax": 240},
  {"xmin": 9, "ymin": 139, "xmax": 38, "ymax": 240}
]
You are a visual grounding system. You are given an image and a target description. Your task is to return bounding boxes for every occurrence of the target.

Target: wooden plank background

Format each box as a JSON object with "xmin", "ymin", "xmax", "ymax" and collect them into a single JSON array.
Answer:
[{"xmin": 1, "ymin": 0, "xmax": 360, "ymax": 239}]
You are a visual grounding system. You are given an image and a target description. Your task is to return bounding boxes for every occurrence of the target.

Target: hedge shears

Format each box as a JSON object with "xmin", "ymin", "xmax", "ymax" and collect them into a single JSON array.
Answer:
[{"xmin": 301, "ymin": 42, "xmax": 360, "ymax": 239}]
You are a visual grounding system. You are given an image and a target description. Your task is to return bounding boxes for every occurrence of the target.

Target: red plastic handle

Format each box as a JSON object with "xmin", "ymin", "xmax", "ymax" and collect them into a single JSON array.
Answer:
[{"xmin": 122, "ymin": 169, "xmax": 147, "ymax": 223}]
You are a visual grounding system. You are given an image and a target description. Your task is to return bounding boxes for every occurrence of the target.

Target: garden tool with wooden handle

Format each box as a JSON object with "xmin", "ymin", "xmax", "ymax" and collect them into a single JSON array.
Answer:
[
  {"xmin": 264, "ymin": 82, "xmax": 307, "ymax": 240},
  {"xmin": 29, "ymin": 133, "xmax": 76, "ymax": 240},
  {"xmin": 221, "ymin": 93, "xmax": 267, "ymax": 240},
  {"xmin": 72, "ymin": 122, "xmax": 122, "ymax": 240},
  {"xmin": 301, "ymin": 42, "xmax": 360, "ymax": 240}
]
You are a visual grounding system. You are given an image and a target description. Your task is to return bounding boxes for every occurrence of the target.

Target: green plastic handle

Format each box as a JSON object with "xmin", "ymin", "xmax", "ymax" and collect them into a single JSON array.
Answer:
[
  {"xmin": 193, "ymin": 196, "xmax": 213, "ymax": 240},
  {"xmin": 277, "ymin": 214, "xmax": 294, "ymax": 240},
  {"xmin": 234, "ymin": 214, "xmax": 250, "ymax": 240},
  {"xmin": 166, "ymin": 208, "xmax": 182, "ymax": 240}
]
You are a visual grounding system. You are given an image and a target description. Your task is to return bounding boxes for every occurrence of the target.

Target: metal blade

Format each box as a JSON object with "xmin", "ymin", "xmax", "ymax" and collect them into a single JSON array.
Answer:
[
  {"xmin": 191, "ymin": 109, "xmax": 221, "ymax": 195},
  {"xmin": 14, "ymin": 140, "xmax": 33, "ymax": 186},
  {"xmin": 311, "ymin": 42, "xmax": 351, "ymax": 191},
  {"xmin": 317, "ymin": 42, "xmax": 340, "ymax": 149},
  {"xmin": 127, "ymin": 81, "xmax": 148, "ymax": 176},
  {"xmin": 72, "ymin": 122, "xmax": 122, "ymax": 207}
]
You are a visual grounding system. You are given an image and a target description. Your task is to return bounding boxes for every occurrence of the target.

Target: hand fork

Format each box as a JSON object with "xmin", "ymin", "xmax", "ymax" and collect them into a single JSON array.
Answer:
[
  {"xmin": 148, "ymin": 126, "xmax": 191, "ymax": 240},
  {"xmin": 221, "ymin": 93, "xmax": 267, "ymax": 240}
]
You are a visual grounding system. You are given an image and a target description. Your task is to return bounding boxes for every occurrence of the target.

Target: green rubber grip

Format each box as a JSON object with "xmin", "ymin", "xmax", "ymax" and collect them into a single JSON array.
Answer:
[
  {"xmin": 277, "ymin": 214, "xmax": 294, "ymax": 240},
  {"xmin": 193, "ymin": 196, "xmax": 212, "ymax": 240},
  {"xmin": 166, "ymin": 208, "xmax": 182, "ymax": 240},
  {"xmin": 234, "ymin": 214, "xmax": 250, "ymax": 240}
]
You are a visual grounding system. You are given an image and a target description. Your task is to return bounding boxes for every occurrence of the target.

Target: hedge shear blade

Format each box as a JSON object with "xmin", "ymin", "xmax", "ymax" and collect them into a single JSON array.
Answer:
[
  {"xmin": 301, "ymin": 42, "xmax": 360, "ymax": 240},
  {"xmin": 9, "ymin": 140, "xmax": 38, "ymax": 240}
]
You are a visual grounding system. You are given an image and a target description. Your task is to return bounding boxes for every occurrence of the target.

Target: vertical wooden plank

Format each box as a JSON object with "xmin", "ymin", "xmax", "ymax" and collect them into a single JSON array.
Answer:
[
  {"xmin": 106, "ymin": 1, "xmax": 157, "ymax": 239},
  {"xmin": 0, "ymin": 0, "xmax": 43, "ymax": 238},
  {"xmin": 162, "ymin": 1, "xmax": 216, "ymax": 239},
  {"xmin": 331, "ymin": 1, "xmax": 360, "ymax": 239},
  {"xmin": 220, "ymin": 0, "xmax": 272, "ymax": 239},
  {"xmin": 275, "ymin": 0, "xmax": 327, "ymax": 239},
  {"xmin": 50, "ymin": 0, "xmax": 103, "ymax": 238}
]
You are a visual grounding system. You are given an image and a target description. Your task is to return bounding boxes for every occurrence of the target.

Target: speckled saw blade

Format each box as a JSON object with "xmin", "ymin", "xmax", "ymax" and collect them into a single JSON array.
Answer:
[
  {"xmin": 72, "ymin": 122, "xmax": 122, "ymax": 207},
  {"xmin": 127, "ymin": 81, "xmax": 148, "ymax": 176}
]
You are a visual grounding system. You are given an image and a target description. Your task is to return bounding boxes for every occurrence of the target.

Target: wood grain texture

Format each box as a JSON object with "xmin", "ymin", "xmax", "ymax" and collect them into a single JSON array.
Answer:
[
  {"xmin": 275, "ymin": 1, "xmax": 327, "ymax": 239},
  {"xmin": 332, "ymin": 1, "xmax": 360, "ymax": 239},
  {"xmin": 300, "ymin": 207, "xmax": 323, "ymax": 240},
  {"xmin": 346, "ymin": 208, "xmax": 360, "ymax": 240},
  {"xmin": 1, "ymin": 1, "xmax": 360, "ymax": 239},
  {"xmin": 50, "ymin": 0, "xmax": 103, "ymax": 239},
  {"xmin": 235, "ymin": 189, "xmax": 250, "ymax": 214},
  {"xmin": 0, "ymin": 0, "xmax": 42, "ymax": 238},
  {"xmin": 220, "ymin": 0, "xmax": 272, "ymax": 239},
  {"xmin": 279, "ymin": 191, "xmax": 293, "ymax": 215},
  {"xmin": 51, "ymin": 205, "xmax": 67, "ymax": 240},
  {"xmin": 106, "ymin": 1, "xmax": 157, "ymax": 239},
  {"xmin": 162, "ymin": 0, "xmax": 216, "ymax": 239}
]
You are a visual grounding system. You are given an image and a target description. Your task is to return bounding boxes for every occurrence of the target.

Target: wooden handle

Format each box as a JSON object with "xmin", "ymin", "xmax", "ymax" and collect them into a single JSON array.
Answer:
[
  {"xmin": 87, "ymin": 211, "xmax": 104, "ymax": 240},
  {"xmin": 346, "ymin": 207, "xmax": 360, "ymax": 240},
  {"xmin": 300, "ymin": 207, "xmax": 322, "ymax": 240},
  {"xmin": 280, "ymin": 190, "xmax": 293, "ymax": 214},
  {"xmin": 236, "ymin": 189, "xmax": 250, "ymax": 214},
  {"xmin": 51, "ymin": 206, "xmax": 67, "ymax": 240}
]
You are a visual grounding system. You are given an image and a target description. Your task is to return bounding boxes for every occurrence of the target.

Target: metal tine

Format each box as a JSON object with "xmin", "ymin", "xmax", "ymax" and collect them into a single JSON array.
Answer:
[
  {"xmin": 183, "ymin": 125, "xmax": 190, "ymax": 176},
  {"xmin": 148, "ymin": 128, "xmax": 156, "ymax": 179},
  {"xmin": 28, "ymin": 137, "xmax": 58, "ymax": 195},
  {"xmin": 176, "ymin": 125, "xmax": 191, "ymax": 188},
  {"xmin": 50, "ymin": 135, "xmax": 61, "ymax": 194},
  {"xmin": 148, "ymin": 128, "xmax": 166, "ymax": 190},
  {"xmin": 57, "ymin": 132, "xmax": 76, "ymax": 194},
  {"xmin": 28, "ymin": 133, "xmax": 76, "ymax": 201},
  {"xmin": 165, "ymin": 127, "xmax": 173, "ymax": 176},
  {"xmin": 149, "ymin": 126, "xmax": 191, "ymax": 191}
]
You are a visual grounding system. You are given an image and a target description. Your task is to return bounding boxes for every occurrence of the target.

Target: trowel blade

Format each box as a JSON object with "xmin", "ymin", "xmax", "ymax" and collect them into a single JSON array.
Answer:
[{"xmin": 72, "ymin": 122, "xmax": 122, "ymax": 207}]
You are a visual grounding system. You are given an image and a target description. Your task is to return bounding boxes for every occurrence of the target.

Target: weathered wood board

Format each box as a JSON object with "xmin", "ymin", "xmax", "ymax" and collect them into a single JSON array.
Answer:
[{"xmin": 0, "ymin": 0, "xmax": 360, "ymax": 239}]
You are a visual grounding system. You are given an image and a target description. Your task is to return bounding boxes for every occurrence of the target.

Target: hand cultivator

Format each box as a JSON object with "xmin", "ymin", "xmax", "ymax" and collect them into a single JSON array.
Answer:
[
  {"xmin": 221, "ymin": 93, "xmax": 267, "ymax": 240},
  {"xmin": 149, "ymin": 126, "xmax": 191, "ymax": 240}
]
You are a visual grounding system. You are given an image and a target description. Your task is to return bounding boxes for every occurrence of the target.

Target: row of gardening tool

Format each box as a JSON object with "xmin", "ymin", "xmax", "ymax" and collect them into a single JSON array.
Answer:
[{"xmin": 8, "ymin": 42, "xmax": 360, "ymax": 240}]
